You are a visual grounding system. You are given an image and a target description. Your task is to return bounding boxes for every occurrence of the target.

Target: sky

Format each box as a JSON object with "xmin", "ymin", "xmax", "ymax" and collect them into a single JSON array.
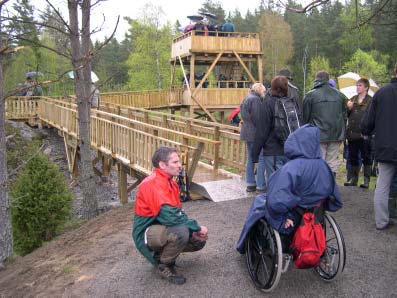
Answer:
[{"xmin": 27, "ymin": 0, "xmax": 263, "ymax": 41}]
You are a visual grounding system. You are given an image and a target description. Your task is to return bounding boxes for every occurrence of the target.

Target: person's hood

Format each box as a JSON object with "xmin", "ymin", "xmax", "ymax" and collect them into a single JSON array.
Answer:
[
  {"xmin": 284, "ymin": 124, "xmax": 322, "ymax": 159},
  {"xmin": 313, "ymin": 78, "xmax": 329, "ymax": 89}
]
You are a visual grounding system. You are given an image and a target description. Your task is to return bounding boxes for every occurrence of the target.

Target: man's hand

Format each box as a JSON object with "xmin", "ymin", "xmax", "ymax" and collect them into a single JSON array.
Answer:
[
  {"xmin": 284, "ymin": 219, "xmax": 294, "ymax": 229},
  {"xmin": 347, "ymin": 100, "xmax": 354, "ymax": 109},
  {"xmin": 192, "ymin": 226, "xmax": 208, "ymax": 241}
]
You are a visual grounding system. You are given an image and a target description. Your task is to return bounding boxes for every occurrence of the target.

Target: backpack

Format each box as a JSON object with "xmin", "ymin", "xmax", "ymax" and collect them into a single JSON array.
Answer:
[
  {"xmin": 289, "ymin": 207, "xmax": 326, "ymax": 269},
  {"xmin": 274, "ymin": 97, "xmax": 300, "ymax": 143}
]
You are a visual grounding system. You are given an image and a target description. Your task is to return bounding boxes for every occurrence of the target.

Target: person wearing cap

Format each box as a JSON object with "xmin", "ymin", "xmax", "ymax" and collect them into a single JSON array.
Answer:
[
  {"xmin": 278, "ymin": 68, "xmax": 302, "ymax": 110},
  {"xmin": 361, "ymin": 62, "xmax": 397, "ymax": 230},
  {"xmin": 303, "ymin": 71, "xmax": 347, "ymax": 176}
]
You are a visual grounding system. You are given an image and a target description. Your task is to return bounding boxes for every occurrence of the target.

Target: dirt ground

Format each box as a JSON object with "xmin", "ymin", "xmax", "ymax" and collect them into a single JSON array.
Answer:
[{"xmin": 1, "ymin": 186, "xmax": 397, "ymax": 298}]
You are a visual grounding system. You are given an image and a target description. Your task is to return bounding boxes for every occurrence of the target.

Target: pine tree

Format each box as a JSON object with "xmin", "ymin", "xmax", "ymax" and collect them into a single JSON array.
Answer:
[{"xmin": 10, "ymin": 153, "xmax": 73, "ymax": 255}]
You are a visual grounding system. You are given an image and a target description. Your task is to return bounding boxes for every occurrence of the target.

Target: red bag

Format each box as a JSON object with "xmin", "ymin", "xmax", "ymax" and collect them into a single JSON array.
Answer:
[{"xmin": 290, "ymin": 211, "xmax": 326, "ymax": 269}]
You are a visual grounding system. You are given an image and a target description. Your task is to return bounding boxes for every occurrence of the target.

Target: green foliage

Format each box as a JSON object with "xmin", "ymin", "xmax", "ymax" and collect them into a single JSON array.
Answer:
[
  {"xmin": 10, "ymin": 153, "xmax": 73, "ymax": 255},
  {"xmin": 259, "ymin": 10, "xmax": 293, "ymax": 82},
  {"xmin": 306, "ymin": 56, "xmax": 332, "ymax": 91},
  {"xmin": 92, "ymin": 38, "xmax": 130, "ymax": 91},
  {"xmin": 342, "ymin": 49, "xmax": 387, "ymax": 83},
  {"xmin": 126, "ymin": 5, "xmax": 174, "ymax": 91}
]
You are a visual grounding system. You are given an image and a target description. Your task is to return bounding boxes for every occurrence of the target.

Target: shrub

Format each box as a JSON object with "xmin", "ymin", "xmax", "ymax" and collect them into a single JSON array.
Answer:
[{"xmin": 10, "ymin": 152, "xmax": 73, "ymax": 255}]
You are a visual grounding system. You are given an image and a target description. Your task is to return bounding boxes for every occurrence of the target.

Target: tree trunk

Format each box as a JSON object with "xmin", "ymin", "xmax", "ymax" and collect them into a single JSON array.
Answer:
[
  {"xmin": 68, "ymin": 0, "xmax": 98, "ymax": 219},
  {"xmin": 0, "ymin": 3, "xmax": 13, "ymax": 268}
]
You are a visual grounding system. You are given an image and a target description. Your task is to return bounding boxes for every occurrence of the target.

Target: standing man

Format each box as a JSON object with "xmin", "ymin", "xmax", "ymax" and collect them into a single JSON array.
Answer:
[
  {"xmin": 133, "ymin": 147, "xmax": 208, "ymax": 285},
  {"xmin": 240, "ymin": 83, "xmax": 266, "ymax": 193},
  {"xmin": 361, "ymin": 63, "xmax": 397, "ymax": 230},
  {"xmin": 278, "ymin": 68, "xmax": 301, "ymax": 110},
  {"xmin": 303, "ymin": 71, "xmax": 347, "ymax": 176}
]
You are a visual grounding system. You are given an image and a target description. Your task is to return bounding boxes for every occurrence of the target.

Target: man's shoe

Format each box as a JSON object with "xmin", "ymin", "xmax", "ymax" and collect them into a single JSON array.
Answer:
[
  {"xmin": 246, "ymin": 185, "xmax": 256, "ymax": 192},
  {"xmin": 158, "ymin": 263, "xmax": 186, "ymax": 285},
  {"xmin": 376, "ymin": 220, "xmax": 394, "ymax": 231}
]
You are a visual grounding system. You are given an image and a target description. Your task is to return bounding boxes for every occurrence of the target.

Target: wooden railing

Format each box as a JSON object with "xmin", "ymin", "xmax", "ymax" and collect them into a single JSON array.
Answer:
[
  {"xmin": 37, "ymin": 99, "xmax": 220, "ymax": 178},
  {"xmin": 5, "ymin": 97, "xmax": 41, "ymax": 119},
  {"xmin": 101, "ymin": 103, "xmax": 247, "ymax": 171},
  {"xmin": 6, "ymin": 96, "xmax": 247, "ymax": 173},
  {"xmin": 171, "ymin": 31, "xmax": 261, "ymax": 58},
  {"xmin": 100, "ymin": 89, "xmax": 183, "ymax": 108}
]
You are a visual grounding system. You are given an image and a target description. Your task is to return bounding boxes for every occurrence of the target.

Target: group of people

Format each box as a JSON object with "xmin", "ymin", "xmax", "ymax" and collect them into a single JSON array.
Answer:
[
  {"xmin": 184, "ymin": 18, "xmax": 235, "ymax": 36},
  {"xmin": 240, "ymin": 63, "xmax": 397, "ymax": 232},
  {"xmin": 131, "ymin": 63, "xmax": 397, "ymax": 286}
]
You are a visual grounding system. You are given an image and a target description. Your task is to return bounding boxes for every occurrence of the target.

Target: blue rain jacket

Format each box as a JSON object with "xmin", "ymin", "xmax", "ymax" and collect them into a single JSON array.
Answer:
[{"xmin": 236, "ymin": 124, "xmax": 342, "ymax": 253}]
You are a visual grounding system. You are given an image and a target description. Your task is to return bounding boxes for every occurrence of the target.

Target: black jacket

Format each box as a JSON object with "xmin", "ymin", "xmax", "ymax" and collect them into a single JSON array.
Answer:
[
  {"xmin": 361, "ymin": 77, "xmax": 397, "ymax": 164},
  {"xmin": 252, "ymin": 95, "xmax": 301, "ymax": 161},
  {"xmin": 346, "ymin": 94, "xmax": 372, "ymax": 141},
  {"xmin": 303, "ymin": 79, "xmax": 347, "ymax": 142}
]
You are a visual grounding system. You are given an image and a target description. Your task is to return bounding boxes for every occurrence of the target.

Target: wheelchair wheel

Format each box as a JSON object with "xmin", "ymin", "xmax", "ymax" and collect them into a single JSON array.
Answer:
[
  {"xmin": 245, "ymin": 219, "xmax": 282, "ymax": 292},
  {"xmin": 315, "ymin": 213, "xmax": 346, "ymax": 281}
]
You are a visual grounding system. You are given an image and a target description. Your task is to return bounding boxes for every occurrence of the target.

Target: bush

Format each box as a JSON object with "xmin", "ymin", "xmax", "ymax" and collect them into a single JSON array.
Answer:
[{"xmin": 10, "ymin": 152, "xmax": 73, "ymax": 255}]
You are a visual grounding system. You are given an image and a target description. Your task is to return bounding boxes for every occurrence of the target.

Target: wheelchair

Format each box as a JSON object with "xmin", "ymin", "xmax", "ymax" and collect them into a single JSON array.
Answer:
[{"xmin": 245, "ymin": 210, "xmax": 346, "ymax": 292}]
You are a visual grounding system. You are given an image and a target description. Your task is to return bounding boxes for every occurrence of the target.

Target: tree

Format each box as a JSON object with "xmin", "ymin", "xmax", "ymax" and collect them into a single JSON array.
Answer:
[
  {"xmin": 68, "ymin": 0, "xmax": 98, "ymax": 219},
  {"xmin": 306, "ymin": 55, "xmax": 332, "ymax": 91},
  {"xmin": 198, "ymin": 0, "xmax": 226, "ymax": 24},
  {"xmin": 342, "ymin": 49, "xmax": 387, "ymax": 83},
  {"xmin": 258, "ymin": 10, "xmax": 293, "ymax": 82},
  {"xmin": 126, "ymin": 4, "xmax": 173, "ymax": 91},
  {"xmin": 0, "ymin": 0, "xmax": 14, "ymax": 269},
  {"xmin": 92, "ymin": 37, "xmax": 129, "ymax": 91},
  {"xmin": 10, "ymin": 152, "xmax": 73, "ymax": 255}
]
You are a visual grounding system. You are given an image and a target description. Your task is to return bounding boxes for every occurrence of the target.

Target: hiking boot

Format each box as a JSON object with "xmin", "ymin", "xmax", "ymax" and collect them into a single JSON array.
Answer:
[
  {"xmin": 157, "ymin": 263, "xmax": 186, "ymax": 285},
  {"xmin": 246, "ymin": 185, "xmax": 256, "ymax": 192}
]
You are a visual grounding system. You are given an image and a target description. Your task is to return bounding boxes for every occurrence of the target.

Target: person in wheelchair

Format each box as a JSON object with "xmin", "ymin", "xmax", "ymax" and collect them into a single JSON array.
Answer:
[
  {"xmin": 236, "ymin": 124, "xmax": 344, "ymax": 292},
  {"xmin": 237, "ymin": 124, "xmax": 342, "ymax": 250}
]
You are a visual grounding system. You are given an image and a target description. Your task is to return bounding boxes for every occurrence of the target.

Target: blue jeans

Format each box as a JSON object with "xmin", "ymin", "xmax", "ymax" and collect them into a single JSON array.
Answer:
[
  {"xmin": 246, "ymin": 142, "xmax": 266, "ymax": 190},
  {"xmin": 264, "ymin": 155, "xmax": 289, "ymax": 182}
]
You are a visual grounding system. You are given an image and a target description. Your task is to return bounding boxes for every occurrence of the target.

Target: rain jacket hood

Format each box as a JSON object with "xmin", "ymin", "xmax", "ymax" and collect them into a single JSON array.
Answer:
[{"xmin": 284, "ymin": 124, "xmax": 322, "ymax": 160}]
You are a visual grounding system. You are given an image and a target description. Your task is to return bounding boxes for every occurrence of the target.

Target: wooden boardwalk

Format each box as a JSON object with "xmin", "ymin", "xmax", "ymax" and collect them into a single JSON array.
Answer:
[{"xmin": 5, "ymin": 96, "xmax": 248, "ymax": 202}]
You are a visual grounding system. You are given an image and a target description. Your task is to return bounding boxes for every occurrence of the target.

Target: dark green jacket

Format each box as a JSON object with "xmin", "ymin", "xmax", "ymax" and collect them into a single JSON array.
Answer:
[
  {"xmin": 346, "ymin": 94, "xmax": 372, "ymax": 141},
  {"xmin": 133, "ymin": 205, "xmax": 200, "ymax": 265},
  {"xmin": 303, "ymin": 79, "xmax": 347, "ymax": 142}
]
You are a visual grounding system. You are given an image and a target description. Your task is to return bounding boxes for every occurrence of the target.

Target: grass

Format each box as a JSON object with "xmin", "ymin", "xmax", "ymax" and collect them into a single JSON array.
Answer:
[{"xmin": 62, "ymin": 265, "xmax": 78, "ymax": 274}]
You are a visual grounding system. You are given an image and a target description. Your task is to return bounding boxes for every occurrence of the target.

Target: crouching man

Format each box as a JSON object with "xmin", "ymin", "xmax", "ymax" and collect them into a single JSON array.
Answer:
[{"xmin": 133, "ymin": 146, "xmax": 208, "ymax": 285}]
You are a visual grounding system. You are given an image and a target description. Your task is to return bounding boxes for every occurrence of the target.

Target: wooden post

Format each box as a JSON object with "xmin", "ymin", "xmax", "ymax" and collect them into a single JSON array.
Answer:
[
  {"xmin": 102, "ymin": 155, "xmax": 112, "ymax": 177},
  {"xmin": 188, "ymin": 142, "xmax": 205, "ymax": 179},
  {"xmin": 213, "ymin": 126, "xmax": 220, "ymax": 170},
  {"xmin": 257, "ymin": 54, "xmax": 263, "ymax": 83},
  {"xmin": 190, "ymin": 54, "xmax": 195, "ymax": 90},
  {"xmin": 220, "ymin": 111, "xmax": 225, "ymax": 124},
  {"xmin": 117, "ymin": 163, "xmax": 128, "ymax": 205}
]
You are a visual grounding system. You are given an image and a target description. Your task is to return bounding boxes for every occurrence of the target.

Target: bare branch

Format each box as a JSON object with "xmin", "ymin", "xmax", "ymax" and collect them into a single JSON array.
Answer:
[
  {"xmin": 93, "ymin": 15, "xmax": 120, "ymax": 54},
  {"xmin": 44, "ymin": 0, "xmax": 72, "ymax": 33},
  {"xmin": 355, "ymin": 0, "xmax": 393, "ymax": 27},
  {"xmin": 278, "ymin": 0, "xmax": 330, "ymax": 13},
  {"xmin": 12, "ymin": 34, "xmax": 71, "ymax": 59},
  {"xmin": 0, "ymin": 16, "xmax": 69, "ymax": 36}
]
